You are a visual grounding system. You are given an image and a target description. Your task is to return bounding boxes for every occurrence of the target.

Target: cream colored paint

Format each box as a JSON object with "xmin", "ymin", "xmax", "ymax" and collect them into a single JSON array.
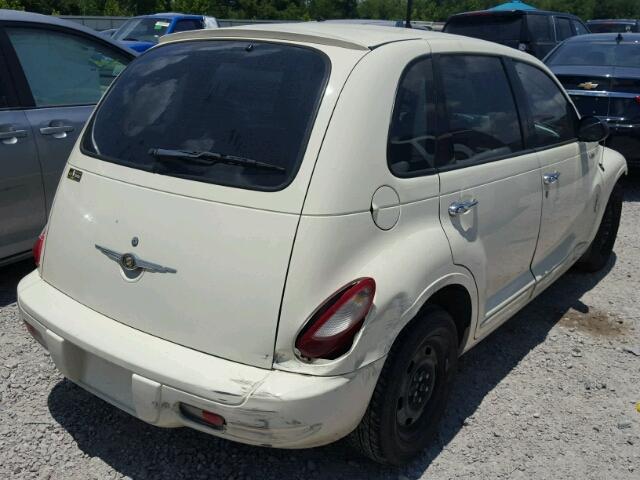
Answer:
[{"xmin": 17, "ymin": 24, "xmax": 627, "ymax": 449}]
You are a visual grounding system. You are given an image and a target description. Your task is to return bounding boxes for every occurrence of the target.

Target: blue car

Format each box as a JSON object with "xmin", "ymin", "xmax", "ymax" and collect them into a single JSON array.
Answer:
[{"xmin": 112, "ymin": 13, "xmax": 219, "ymax": 52}]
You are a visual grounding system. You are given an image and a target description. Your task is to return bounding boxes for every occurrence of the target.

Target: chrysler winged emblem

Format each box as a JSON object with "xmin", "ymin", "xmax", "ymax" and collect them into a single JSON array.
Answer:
[
  {"xmin": 95, "ymin": 245, "xmax": 177, "ymax": 274},
  {"xmin": 578, "ymin": 81, "xmax": 599, "ymax": 90}
]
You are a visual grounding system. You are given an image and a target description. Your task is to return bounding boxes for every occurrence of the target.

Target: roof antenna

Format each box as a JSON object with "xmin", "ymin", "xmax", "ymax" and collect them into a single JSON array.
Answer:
[
  {"xmin": 616, "ymin": 32, "xmax": 623, "ymax": 43},
  {"xmin": 405, "ymin": 0, "xmax": 413, "ymax": 28}
]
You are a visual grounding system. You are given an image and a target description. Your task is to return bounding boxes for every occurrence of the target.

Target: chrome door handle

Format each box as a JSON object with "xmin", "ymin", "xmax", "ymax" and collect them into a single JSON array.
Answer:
[
  {"xmin": 40, "ymin": 124, "xmax": 74, "ymax": 139},
  {"xmin": 0, "ymin": 127, "xmax": 27, "ymax": 145},
  {"xmin": 543, "ymin": 171, "xmax": 560, "ymax": 185},
  {"xmin": 448, "ymin": 199, "xmax": 479, "ymax": 217}
]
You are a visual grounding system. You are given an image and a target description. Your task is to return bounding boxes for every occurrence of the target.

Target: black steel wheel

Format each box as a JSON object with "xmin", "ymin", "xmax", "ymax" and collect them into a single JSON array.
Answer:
[{"xmin": 349, "ymin": 305, "xmax": 458, "ymax": 465}]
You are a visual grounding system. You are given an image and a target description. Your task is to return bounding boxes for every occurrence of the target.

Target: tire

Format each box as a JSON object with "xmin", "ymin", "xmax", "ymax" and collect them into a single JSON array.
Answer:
[
  {"xmin": 349, "ymin": 305, "xmax": 458, "ymax": 465},
  {"xmin": 575, "ymin": 182, "xmax": 623, "ymax": 273}
]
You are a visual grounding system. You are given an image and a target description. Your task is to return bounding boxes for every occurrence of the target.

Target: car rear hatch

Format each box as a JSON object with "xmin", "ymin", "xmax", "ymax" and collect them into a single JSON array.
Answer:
[
  {"xmin": 40, "ymin": 38, "xmax": 359, "ymax": 369},
  {"xmin": 553, "ymin": 66, "xmax": 613, "ymax": 117}
]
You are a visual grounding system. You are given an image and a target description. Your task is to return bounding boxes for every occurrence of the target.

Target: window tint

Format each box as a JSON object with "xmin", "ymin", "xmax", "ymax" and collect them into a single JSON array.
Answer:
[
  {"xmin": 527, "ymin": 15, "xmax": 553, "ymax": 42},
  {"xmin": 547, "ymin": 41, "xmax": 640, "ymax": 67},
  {"xmin": 83, "ymin": 41, "xmax": 328, "ymax": 191},
  {"xmin": 555, "ymin": 18, "xmax": 573, "ymax": 40},
  {"xmin": 173, "ymin": 19, "xmax": 202, "ymax": 33},
  {"xmin": 388, "ymin": 57, "xmax": 436, "ymax": 176},
  {"xmin": 445, "ymin": 16, "xmax": 523, "ymax": 43},
  {"xmin": 439, "ymin": 55, "xmax": 522, "ymax": 168},
  {"xmin": 6, "ymin": 28, "xmax": 129, "ymax": 107},
  {"xmin": 573, "ymin": 20, "xmax": 589, "ymax": 35},
  {"xmin": 514, "ymin": 62, "xmax": 577, "ymax": 147},
  {"xmin": 588, "ymin": 22, "xmax": 635, "ymax": 33}
]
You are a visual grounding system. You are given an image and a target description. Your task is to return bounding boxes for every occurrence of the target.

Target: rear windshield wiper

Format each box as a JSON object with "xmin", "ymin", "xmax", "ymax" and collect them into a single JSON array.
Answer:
[{"xmin": 148, "ymin": 148, "xmax": 286, "ymax": 172}]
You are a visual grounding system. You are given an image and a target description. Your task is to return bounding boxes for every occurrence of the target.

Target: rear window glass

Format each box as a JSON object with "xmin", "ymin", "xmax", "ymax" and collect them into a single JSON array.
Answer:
[
  {"xmin": 588, "ymin": 23, "xmax": 636, "ymax": 33},
  {"xmin": 547, "ymin": 41, "xmax": 640, "ymax": 67},
  {"xmin": 445, "ymin": 15, "xmax": 523, "ymax": 43},
  {"xmin": 83, "ymin": 41, "xmax": 329, "ymax": 191}
]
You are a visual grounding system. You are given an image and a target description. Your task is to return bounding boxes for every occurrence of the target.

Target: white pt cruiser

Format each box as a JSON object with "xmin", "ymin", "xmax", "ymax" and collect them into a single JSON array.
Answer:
[{"xmin": 18, "ymin": 24, "xmax": 626, "ymax": 465}]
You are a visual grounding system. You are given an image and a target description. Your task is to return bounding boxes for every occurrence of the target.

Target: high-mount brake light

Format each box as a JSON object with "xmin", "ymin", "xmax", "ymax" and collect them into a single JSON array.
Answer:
[{"xmin": 295, "ymin": 278, "xmax": 376, "ymax": 360}]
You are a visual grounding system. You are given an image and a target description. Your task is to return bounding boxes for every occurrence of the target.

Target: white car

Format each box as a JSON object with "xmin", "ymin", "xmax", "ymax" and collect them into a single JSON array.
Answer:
[{"xmin": 18, "ymin": 24, "xmax": 626, "ymax": 465}]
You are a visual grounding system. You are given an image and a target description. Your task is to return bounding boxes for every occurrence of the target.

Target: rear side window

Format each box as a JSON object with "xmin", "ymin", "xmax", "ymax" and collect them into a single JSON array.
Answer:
[
  {"xmin": 6, "ymin": 27, "xmax": 129, "ymax": 107},
  {"xmin": 573, "ymin": 20, "xmax": 589, "ymax": 35},
  {"xmin": 83, "ymin": 41, "xmax": 329, "ymax": 191},
  {"xmin": 173, "ymin": 19, "xmax": 203, "ymax": 33},
  {"xmin": 513, "ymin": 62, "xmax": 577, "ymax": 148},
  {"xmin": 555, "ymin": 18, "xmax": 573, "ymax": 40},
  {"xmin": 526, "ymin": 15, "xmax": 553, "ymax": 42},
  {"xmin": 388, "ymin": 57, "xmax": 436, "ymax": 176},
  {"xmin": 445, "ymin": 15, "xmax": 523, "ymax": 43},
  {"xmin": 438, "ymin": 55, "xmax": 523, "ymax": 168}
]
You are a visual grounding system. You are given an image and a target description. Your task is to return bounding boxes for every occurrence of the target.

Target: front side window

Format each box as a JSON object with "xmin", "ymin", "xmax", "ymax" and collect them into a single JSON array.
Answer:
[
  {"xmin": 173, "ymin": 20, "xmax": 203, "ymax": 33},
  {"xmin": 555, "ymin": 17, "xmax": 573, "ymax": 40},
  {"xmin": 113, "ymin": 17, "xmax": 170, "ymax": 43},
  {"xmin": 387, "ymin": 57, "xmax": 436, "ymax": 176},
  {"xmin": 514, "ymin": 61, "xmax": 577, "ymax": 148},
  {"xmin": 438, "ymin": 55, "xmax": 523, "ymax": 168},
  {"xmin": 6, "ymin": 28, "xmax": 129, "ymax": 107},
  {"xmin": 83, "ymin": 41, "xmax": 329, "ymax": 191}
]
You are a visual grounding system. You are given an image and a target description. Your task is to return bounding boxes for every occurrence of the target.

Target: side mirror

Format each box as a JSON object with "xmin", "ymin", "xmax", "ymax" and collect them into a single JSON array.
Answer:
[{"xmin": 577, "ymin": 116, "xmax": 609, "ymax": 143}]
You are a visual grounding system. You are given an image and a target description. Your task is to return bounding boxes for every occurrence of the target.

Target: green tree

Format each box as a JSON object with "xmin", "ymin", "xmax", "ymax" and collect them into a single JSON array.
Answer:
[{"xmin": 0, "ymin": 0, "xmax": 25, "ymax": 9}]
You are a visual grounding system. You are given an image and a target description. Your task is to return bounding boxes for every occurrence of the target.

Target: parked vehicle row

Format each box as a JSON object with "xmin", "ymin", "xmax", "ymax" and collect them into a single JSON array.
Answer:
[
  {"xmin": 110, "ymin": 12, "xmax": 219, "ymax": 52},
  {"xmin": 0, "ymin": 9, "xmax": 135, "ymax": 266},
  {"xmin": 17, "ymin": 22, "xmax": 625, "ymax": 466},
  {"xmin": 546, "ymin": 33, "xmax": 640, "ymax": 168},
  {"xmin": 443, "ymin": 8, "xmax": 589, "ymax": 59}
]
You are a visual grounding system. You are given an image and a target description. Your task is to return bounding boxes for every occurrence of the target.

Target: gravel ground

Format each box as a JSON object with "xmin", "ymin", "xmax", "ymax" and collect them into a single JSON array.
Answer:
[{"xmin": 1, "ymin": 177, "xmax": 639, "ymax": 480}]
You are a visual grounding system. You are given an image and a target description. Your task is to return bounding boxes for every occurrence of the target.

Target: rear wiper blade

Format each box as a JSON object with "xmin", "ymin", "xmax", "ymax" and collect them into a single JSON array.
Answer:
[{"xmin": 148, "ymin": 148, "xmax": 285, "ymax": 172}]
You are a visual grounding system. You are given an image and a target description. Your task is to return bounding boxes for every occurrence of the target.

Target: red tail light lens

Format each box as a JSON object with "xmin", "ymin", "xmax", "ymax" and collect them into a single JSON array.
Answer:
[
  {"xmin": 295, "ymin": 278, "xmax": 376, "ymax": 360},
  {"xmin": 32, "ymin": 227, "xmax": 46, "ymax": 267}
]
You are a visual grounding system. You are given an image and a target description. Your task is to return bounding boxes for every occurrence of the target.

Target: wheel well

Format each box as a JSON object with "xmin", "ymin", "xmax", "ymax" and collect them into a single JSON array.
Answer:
[{"xmin": 423, "ymin": 284, "xmax": 472, "ymax": 347}]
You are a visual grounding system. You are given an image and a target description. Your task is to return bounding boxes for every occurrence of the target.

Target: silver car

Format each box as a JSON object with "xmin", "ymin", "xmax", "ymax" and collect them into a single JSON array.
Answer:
[{"xmin": 0, "ymin": 10, "xmax": 135, "ymax": 266}]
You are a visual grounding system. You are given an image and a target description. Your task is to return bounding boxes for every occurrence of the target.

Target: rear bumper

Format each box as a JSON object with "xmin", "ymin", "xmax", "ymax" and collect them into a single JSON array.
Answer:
[
  {"xmin": 18, "ymin": 271, "xmax": 383, "ymax": 448},
  {"xmin": 606, "ymin": 122, "xmax": 640, "ymax": 167}
]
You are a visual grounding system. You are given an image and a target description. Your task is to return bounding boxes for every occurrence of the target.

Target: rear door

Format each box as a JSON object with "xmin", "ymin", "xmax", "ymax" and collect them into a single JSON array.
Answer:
[
  {"xmin": 3, "ymin": 25, "xmax": 130, "ymax": 212},
  {"xmin": 435, "ymin": 54, "xmax": 542, "ymax": 334},
  {"xmin": 512, "ymin": 61, "xmax": 602, "ymax": 291},
  {"xmin": 0, "ymin": 29, "xmax": 45, "ymax": 261}
]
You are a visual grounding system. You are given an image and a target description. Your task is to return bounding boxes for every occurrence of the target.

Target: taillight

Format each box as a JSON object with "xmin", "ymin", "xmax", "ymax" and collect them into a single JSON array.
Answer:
[
  {"xmin": 634, "ymin": 96, "xmax": 640, "ymax": 105},
  {"xmin": 295, "ymin": 278, "xmax": 376, "ymax": 360},
  {"xmin": 33, "ymin": 227, "xmax": 46, "ymax": 267}
]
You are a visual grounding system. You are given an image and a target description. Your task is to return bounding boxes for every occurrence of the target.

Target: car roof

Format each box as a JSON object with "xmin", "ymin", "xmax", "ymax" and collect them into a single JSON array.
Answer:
[
  {"xmin": 0, "ymin": 8, "xmax": 136, "ymax": 54},
  {"xmin": 161, "ymin": 22, "xmax": 446, "ymax": 51},
  {"xmin": 562, "ymin": 32, "xmax": 640, "ymax": 43}
]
